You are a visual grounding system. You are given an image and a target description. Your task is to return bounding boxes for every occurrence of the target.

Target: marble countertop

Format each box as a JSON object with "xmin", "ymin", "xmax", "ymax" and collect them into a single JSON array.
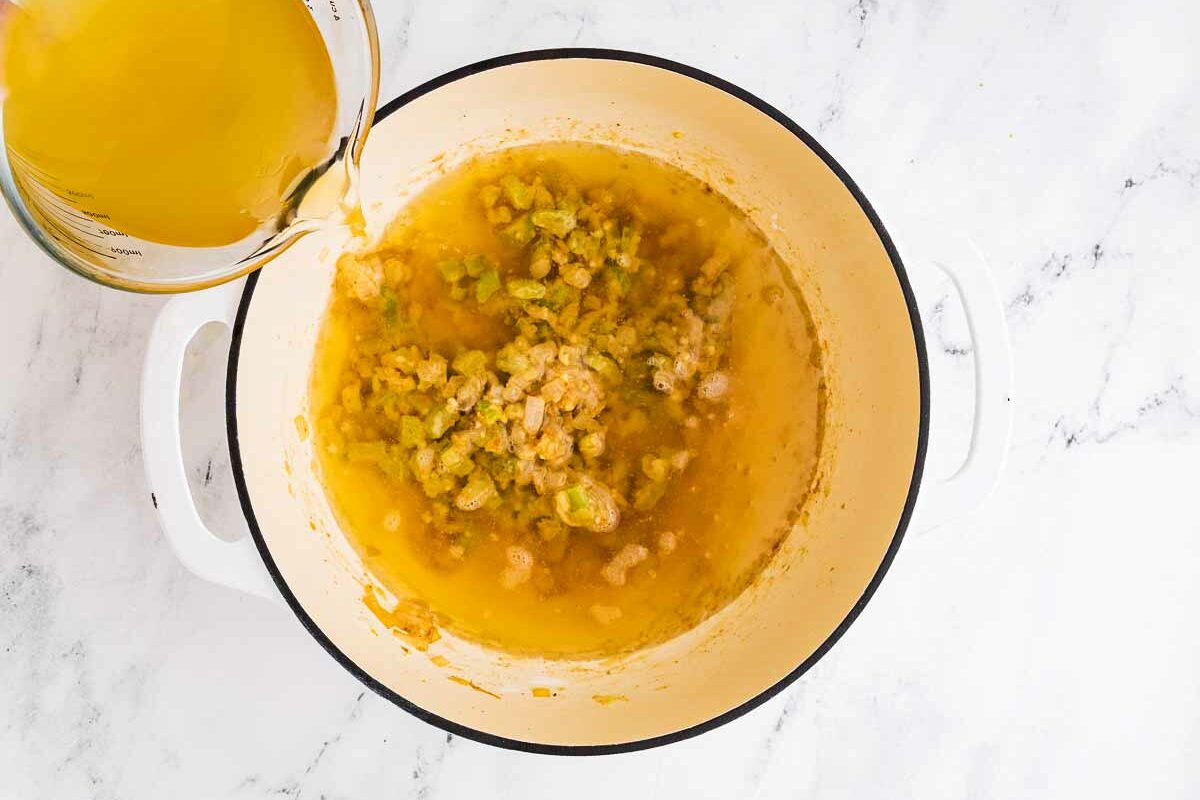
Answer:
[{"xmin": 3, "ymin": 1, "xmax": 1199, "ymax": 797}]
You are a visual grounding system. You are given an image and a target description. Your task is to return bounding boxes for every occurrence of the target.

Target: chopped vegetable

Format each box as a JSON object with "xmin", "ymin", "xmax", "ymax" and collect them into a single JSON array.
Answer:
[
  {"xmin": 437, "ymin": 259, "xmax": 465, "ymax": 282},
  {"xmin": 476, "ymin": 398, "xmax": 504, "ymax": 424},
  {"xmin": 507, "ymin": 279, "xmax": 546, "ymax": 300},
  {"xmin": 531, "ymin": 209, "xmax": 577, "ymax": 237},
  {"xmin": 475, "ymin": 268, "xmax": 501, "ymax": 302},
  {"xmin": 452, "ymin": 349, "xmax": 488, "ymax": 377},
  {"xmin": 400, "ymin": 415, "xmax": 426, "ymax": 448},
  {"xmin": 425, "ymin": 404, "xmax": 457, "ymax": 439},
  {"xmin": 500, "ymin": 175, "xmax": 533, "ymax": 210},
  {"xmin": 502, "ymin": 214, "xmax": 536, "ymax": 245},
  {"xmin": 464, "ymin": 254, "xmax": 491, "ymax": 277}
]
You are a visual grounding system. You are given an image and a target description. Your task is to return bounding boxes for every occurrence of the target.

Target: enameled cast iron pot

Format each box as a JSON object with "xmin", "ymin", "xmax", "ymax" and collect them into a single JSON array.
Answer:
[{"xmin": 140, "ymin": 50, "xmax": 1012, "ymax": 754}]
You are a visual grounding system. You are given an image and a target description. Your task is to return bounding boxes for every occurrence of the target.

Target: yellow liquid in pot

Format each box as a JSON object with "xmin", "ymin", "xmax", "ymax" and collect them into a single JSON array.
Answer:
[
  {"xmin": 312, "ymin": 143, "xmax": 827, "ymax": 657},
  {"xmin": 2, "ymin": 0, "xmax": 337, "ymax": 247}
]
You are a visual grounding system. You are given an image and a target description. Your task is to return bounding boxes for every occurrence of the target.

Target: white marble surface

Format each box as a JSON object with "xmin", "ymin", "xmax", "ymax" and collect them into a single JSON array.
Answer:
[{"xmin": 3, "ymin": 0, "xmax": 1199, "ymax": 797}]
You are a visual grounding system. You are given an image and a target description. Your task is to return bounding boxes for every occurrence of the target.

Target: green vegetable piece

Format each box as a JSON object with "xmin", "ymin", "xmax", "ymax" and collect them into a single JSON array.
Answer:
[
  {"xmin": 475, "ymin": 268, "xmax": 501, "ymax": 302},
  {"xmin": 437, "ymin": 259, "xmax": 465, "ymax": 282},
  {"xmin": 507, "ymin": 278, "xmax": 546, "ymax": 300},
  {"xmin": 495, "ymin": 344, "xmax": 531, "ymax": 375},
  {"xmin": 555, "ymin": 485, "xmax": 598, "ymax": 528},
  {"xmin": 531, "ymin": 209, "xmax": 577, "ymax": 238},
  {"xmin": 564, "ymin": 484, "xmax": 590, "ymax": 511},
  {"xmin": 452, "ymin": 349, "xmax": 488, "ymax": 377},
  {"xmin": 476, "ymin": 399, "xmax": 504, "ymax": 425},
  {"xmin": 500, "ymin": 175, "xmax": 534, "ymax": 210},
  {"xmin": 400, "ymin": 415, "xmax": 426, "ymax": 449},
  {"xmin": 542, "ymin": 280, "xmax": 578, "ymax": 311},
  {"xmin": 583, "ymin": 353, "xmax": 621, "ymax": 383},
  {"xmin": 464, "ymin": 254, "xmax": 491, "ymax": 277},
  {"xmin": 605, "ymin": 264, "xmax": 631, "ymax": 294},
  {"xmin": 567, "ymin": 229, "xmax": 602, "ymax": 264},
  {"xmin": 439, "ymin": 445, "xmax": 474, "ymax": 477},
  {"xmin": 502, "ymin": 215, "xmax": 536, "ymax": 246},
  {"xmin": 425, "ymin": 405, "xmax": 457, "ymax": 439}
]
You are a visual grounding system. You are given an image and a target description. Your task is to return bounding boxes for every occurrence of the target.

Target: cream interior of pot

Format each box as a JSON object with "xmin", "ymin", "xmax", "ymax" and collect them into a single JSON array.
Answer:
[{"xmin": 232, "ymin": 57, "xmax": 923, "ymax": 747}]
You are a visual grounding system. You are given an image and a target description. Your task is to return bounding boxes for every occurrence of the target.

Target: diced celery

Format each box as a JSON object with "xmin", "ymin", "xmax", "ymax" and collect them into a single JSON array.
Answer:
[
  {"xmin": 400, "ymin": 415, "xmax": 425, "ymax": 448},
  {"xmin": 531, "ymin": 209, "xmax": 577, "ymax": 238},
  {"xmin": 476, "ymin": 399, "xmax": 504, "ymax": 425},
  {"xmin": 439, "ymin": 445, "xmax": 474, "ymax": 477},
  {"xmin": 555, "ymin": 484, "xmax": 598, "ymax": 528},
  {"xmin": 502, "ymin": 215, "xmax": 536, "ymax": 246},
  {"xmin": 564, "ymin": 484, "xmax": 589, "ymax": 511},
  {"xmin": 500, "ymin": 175, "xmax": 534, "ymax": 210},
  {"xmin": 437, "ymin": 259, "xmax": 465, "ymax": 282},
  {"xmin": 567, "ymin": 229, "xmax": 602, "ymax": 264},
  {"xmin": 507, "ymin": 279, "xmax": 546, "ymax": 300},
  {"xmin": 452, "ymin": 349, "xmax": 488, "ymax": 377},
  {"xmin": 495, "ymin": 344, "xmax": 531, "ymax": 375},
  {"xmin": 583, "ymin": 353, "xmax": 621, "ymax": 383},
  {"xmin": 464, "ymin": 254, "xmax": 491, "ymax": 277},
  {"xmin": 475, "ymin": 269, "xmax": 500, "ymax": 302},
  {"xmin": 605, "ymin": 264, "xmax": 631, "ymax": 294},
  {"xmin": 542, "ymin": 280, "xmax": 577, "ymax": 310},
  {"xmin": 425, "ymin": 405, "xmax": 457, "ymax": 439}
]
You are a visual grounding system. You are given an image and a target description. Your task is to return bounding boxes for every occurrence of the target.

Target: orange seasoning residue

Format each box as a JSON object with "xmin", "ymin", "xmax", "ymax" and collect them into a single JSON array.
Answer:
[
  {"xmin": 531, "ymin": 687, "xmax": 554, "ymax": 698},
  {"xmin": 448, "ymin": 675, "xmax": 501, "ymax": 699},
  {"xmin": 363, "ymin": 588, "xmax": 441, "ymax": 651},
  {"xmin": 591, "ymin": 694, "xmax": 628, "ymax": 706}
]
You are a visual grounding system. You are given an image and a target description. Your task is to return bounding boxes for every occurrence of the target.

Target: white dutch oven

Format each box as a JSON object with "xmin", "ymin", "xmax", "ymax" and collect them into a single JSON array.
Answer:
[{"xmin": 140, "ymin": 51, "xmax": 1012, "ymax": 754}]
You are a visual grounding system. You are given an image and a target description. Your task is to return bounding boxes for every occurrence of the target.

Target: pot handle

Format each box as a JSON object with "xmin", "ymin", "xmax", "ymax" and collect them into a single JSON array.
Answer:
[
  {"xmin": 910, "ymin": 233, "xmax": 1014, "ymax": 532},
  {"xmin": 140, "ymin": 281, "xmax": 281, "ymax": 605}
]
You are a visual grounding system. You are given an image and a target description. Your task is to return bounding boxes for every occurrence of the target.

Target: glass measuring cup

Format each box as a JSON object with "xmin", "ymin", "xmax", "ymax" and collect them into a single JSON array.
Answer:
[{"xmin": 0, "ymin": 0, "xmax": 379, "ymax": 293}]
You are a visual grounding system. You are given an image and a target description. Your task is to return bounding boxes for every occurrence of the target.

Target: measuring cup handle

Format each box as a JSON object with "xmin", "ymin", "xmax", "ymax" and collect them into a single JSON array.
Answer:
[
  {"xmin": 140, "ymin": 281, "xmax": 282, "ymax": 605},
  {"xmin": 907, "ymin": 229, "xmax": 1014, "ymax": 533}
]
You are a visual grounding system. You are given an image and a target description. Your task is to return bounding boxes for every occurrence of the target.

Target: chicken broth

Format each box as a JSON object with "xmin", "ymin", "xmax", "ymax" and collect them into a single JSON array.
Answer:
[{"xmin": 311, "ymin": 142, "xmax": 825, "ymax": 657}]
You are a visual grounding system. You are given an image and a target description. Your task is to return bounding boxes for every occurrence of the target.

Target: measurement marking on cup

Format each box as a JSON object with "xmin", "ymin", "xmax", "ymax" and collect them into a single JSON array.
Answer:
[
  {"xmin": 111, "ymin": 246, "xmax": 143, "ymax": 256},
  {"xmin": 28, "ymin": 205, "xmax": 115, "ymax": 259}
]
